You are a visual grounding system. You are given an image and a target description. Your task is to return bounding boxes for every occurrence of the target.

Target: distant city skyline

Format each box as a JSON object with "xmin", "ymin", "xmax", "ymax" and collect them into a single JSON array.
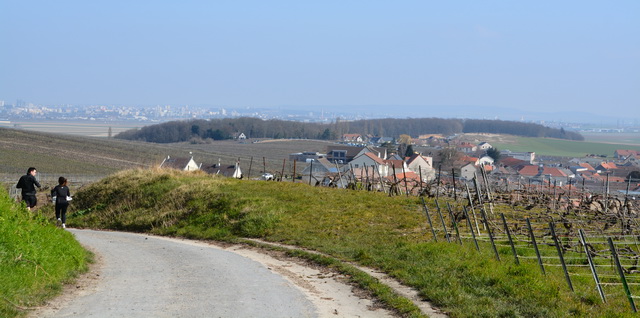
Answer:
[
  {"xmin": 1, "ymin": 1, "xmax": 638, "ymax": 120},
  {"xmin": 2, "ymin": 100, "xmax": 638, "ymax": 128}
]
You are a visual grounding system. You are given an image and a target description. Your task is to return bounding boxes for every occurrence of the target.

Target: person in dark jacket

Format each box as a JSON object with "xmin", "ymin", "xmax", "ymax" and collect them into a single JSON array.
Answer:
[
  {"xmin": 51, "ymin": 176, "xmax": 71, "ymax": 228},
  {"xmin": 16, "ymin": 167, "xmax": 41, "ymax": 210}
]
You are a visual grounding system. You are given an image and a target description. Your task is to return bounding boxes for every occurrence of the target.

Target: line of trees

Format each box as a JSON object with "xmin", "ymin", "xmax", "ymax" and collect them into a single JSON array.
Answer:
[
  {"xmin": 463, "ymin": 119, "xmax": 583, "ymax": 140},
  {"xmin": 115, "ymin": 117, "xmax": 584, "ymax": 143}
]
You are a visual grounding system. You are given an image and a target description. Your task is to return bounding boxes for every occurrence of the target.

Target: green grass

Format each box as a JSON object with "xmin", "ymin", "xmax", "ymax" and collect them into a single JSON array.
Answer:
[
  {"xmin": 582, "ymin": 132, "xmax": 640, "ymax": 146},
  {"xmin": 491, "ymin": 136, "xmax": 639, "ymax": 158},
  {"xmin": 0, "ymin": 189, "xmax": 91, "ymax": 317},
  {"xmin": 68, "ymin": 168, "xmax": 637, "ymax": 317}
]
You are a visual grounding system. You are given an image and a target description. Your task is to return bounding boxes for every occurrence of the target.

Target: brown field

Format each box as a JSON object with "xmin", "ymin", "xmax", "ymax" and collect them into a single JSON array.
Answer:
[
  {"xmin": 0, "ymin": 127, "xmax": 337, "ymax": 184},
  {"xmin": 0, "ymin": 120, "xmax": 145, "ymax": 137}
]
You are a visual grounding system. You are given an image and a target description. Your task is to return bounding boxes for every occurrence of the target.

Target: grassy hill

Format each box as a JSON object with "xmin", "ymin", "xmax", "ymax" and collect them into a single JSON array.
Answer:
[
  {"xmin": 67, "ymin": 168, "xmax": 635, "ymax": 317},
  {"xmin": 0, "ymin": 189, "xmax": 90, "ymax": 317}
]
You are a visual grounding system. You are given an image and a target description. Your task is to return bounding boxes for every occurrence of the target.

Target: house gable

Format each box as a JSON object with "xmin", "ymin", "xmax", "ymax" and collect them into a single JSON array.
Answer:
[{"xmin": 160, "ymin": 156, "xmax": 199, "ymax": 171}]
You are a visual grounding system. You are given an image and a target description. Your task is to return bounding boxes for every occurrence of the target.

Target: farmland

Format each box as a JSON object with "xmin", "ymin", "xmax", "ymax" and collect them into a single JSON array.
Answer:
[
  {"xmin": 0, "ymin": 120, "xmax": 144, "ymax": 137},
  {"xmin": 460, "ymin": 133, "xmax": 640, "ymax": 158}
]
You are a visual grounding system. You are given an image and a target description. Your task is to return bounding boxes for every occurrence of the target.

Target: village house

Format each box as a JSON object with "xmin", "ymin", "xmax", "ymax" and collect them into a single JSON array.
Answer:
[
  {"xmin": 300, "ymin": 157, "xmax": 341, "ymax": 184},
  {"xmin": 518, "ymin": 165, "xmax": 541, "ymax": 178},
  {"xmin": 456, "ymin": 142, "xmax": 477, "ymax": 154},
  {"xmin": 326, "ymin": 145, "xmax": 364, "ymax": 163},
  {"xmin": 342, "ymin": 133, "xmax": 364, "ymax": 143},
  {"xmin": 348, "ymin": 152, "xmax": 390, "ymax": 178},
  {"xmin": 384, "ymin": 158, "xmax": 408, "ymax": 175},
  {"xmin": 460, "ymin": 163, "xmax": 477, "ymax": 180},
  {"xmin": 405, "ymin": 153, "xmax": 435, "ymax": 181},
  {"xmin": 477, "ymin": 156, "xmax": 495, "ymax": 166},
  {"xmin": 614, "ymin": 149, "xmax": 640, "ymax": 160},
  {"xmin": 201, "ymin": 160, "xmax": 242, "ymax": 179},
  {"xmin": 159, "ymin": 155, "xmax": 200, "ymax": 171},
  {"xmin": 289, "ymin": 151, "xmax": 326, "ymax": 162},
  {"xmin": 499, "ymin": 157, "xmax": 528, "ymax": 170},
  {"xmin": 368, "ymin": 136, "xmax": 395, "ymax": 146},
  {"xmin": 326, "ymin": 145, "xmax": 387, "ymax": 164},
  {"xmin": 502, "ymin": 151, "xmax": 536, "ymax": 164},
  {"xmin": 458, "ymin": 155, "xmax": 479, "ymax": 166},
  {"xmin": 477, "ymin": 142, "xmax": 493, "ymax": 151},
  {"xmin": 579, "ymin": 162, "xmax": 597, "ymax": 172},
  {"xmin": 596, "ymin": 162, "xmax": 618, "ymax": 172}
]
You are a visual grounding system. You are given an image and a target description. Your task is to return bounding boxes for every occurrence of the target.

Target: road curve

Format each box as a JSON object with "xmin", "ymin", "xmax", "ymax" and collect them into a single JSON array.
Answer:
[{"xmin": 41, "ymin": 229, "xmax": 318, "ymax": 318}]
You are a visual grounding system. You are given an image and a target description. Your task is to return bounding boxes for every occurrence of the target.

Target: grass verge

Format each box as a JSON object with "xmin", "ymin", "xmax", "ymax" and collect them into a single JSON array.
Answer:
[
  {"xmin": 69, "ymin": 168, "xmax": 635, "ymax": 317},
  {"xmin": 0, "ymin": 189, "xmax": 91, "ymax": 317}
]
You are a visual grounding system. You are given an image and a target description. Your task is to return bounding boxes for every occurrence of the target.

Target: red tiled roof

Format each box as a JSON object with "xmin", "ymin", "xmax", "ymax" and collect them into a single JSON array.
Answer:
[
  {"xmin": 363, "ymin": 152, "xmax": 387, "ymax": 165},
  {"xmin": 579, "ymin": 163, "xmax": 596, "ymax": 171},
  {"xmin": 542, "ymin": 167, "xmax": 567, "ymax": 178},
  {"xmin": 599, "ymin": 162, "xmax": 618, "ymax": 170},
  {"xmin": 405, "ymin": 154, "xmax": 433, "ymax": 166},
  {"xmin": 609, "ymin": 176, "xmax": 626, "ymax": 183},
  {"xmin": 500, "ymin": 157, "xmax": 527, "ymax": 168},
  {"xmin": 518, "ymin": 165, "xmax": 539, "ymax": 176},
  {"xmin": 459, "ymin": 156, "xmax": 478, "ymax": 165},
  {"xmin": 384, "ymin": 159, "xmax": 405, "ymax": 169},
  {"xmin": 616, "ymin": 150, "xmax": 640, "ymax": 157}
]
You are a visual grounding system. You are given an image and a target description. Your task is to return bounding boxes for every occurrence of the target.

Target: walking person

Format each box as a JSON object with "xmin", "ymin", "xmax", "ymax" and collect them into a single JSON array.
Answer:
[
  {"xmin": 16, "ymin": 167, "xmax": 41, "ymax": 210},
  {"xmin": 51, "ymin": 177, "xmax": 72, "ymax": 228}
]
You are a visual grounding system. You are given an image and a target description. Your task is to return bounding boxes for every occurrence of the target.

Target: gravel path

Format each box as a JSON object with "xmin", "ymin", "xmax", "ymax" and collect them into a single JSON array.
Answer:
[{"xmin": 32, "ymin": 229, "xmax": 394, "ymax": 318}]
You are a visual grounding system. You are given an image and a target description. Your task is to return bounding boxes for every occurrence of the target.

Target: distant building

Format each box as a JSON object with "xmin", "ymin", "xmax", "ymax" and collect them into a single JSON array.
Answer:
[
  {"xmin": 456, "ymin": 142, "xmax": 477, "ymax": 154},
  {"xmin": 201, "ymin": 161, "xmax": 242, "ymax": 178},
  {"xmin": 477, "ymin": 142, "xmax": 493, "ymax": 151},
  {"xmin": 160, "ymin": 156, "xmax": 199, "ymax": 171},
  {"xmin": 503, "ymin": 151, "xmax": 536, "ymax": 164},
  {"xmin": 289, "ymin": 151, "xmax": 326, "ymax": 162},
  {"xmin": 614, "ymin": 149, "xmax": 639, "ymax": 160},
  {"xmin": 326, "ymin": 145, "xmax": 387, "ymax": 164},
  {"xmin": 342, "ymin": 133, "xmax": 363, "ymax": 143}
]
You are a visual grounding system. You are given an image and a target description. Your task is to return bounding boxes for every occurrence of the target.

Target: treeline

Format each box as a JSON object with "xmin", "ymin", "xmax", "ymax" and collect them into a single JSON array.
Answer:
[
  {"xmin": 115, "ymin": 117, "xmax": 583, "ymax": 143},
  {"xmin": 463, "ymin": 119, "xmax": 584, "ymax": 140}
]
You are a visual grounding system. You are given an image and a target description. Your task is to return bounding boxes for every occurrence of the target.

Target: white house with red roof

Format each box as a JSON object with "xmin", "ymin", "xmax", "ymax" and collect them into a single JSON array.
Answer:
[
  {"xmin": 456, "ymin": 142, "xmax": 477, "ymax": 154},
  {"xmin": 614, "ymin": 149, "xmax": 640, "ymax": 160},
  {"xmin": 348, "ymin": 152, "xmax": 390, "ymax": 177},
  {"xmin": 405, "ymin": 154, "xmax": 435, "ymax": 181}
]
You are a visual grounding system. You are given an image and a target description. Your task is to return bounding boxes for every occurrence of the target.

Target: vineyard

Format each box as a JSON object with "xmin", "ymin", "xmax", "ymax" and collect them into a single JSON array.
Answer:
[{"xmin": 301, "ymin": 163, "xmax": 640, "ymax": 311}]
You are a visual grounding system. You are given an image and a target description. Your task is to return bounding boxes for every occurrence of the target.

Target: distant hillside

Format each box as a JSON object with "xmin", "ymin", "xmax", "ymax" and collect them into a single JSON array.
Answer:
[
  {"xmin": 0, "ymin": 127, "xmax": 165, "ymax": 175},
  {"xmin": 115, "ymin": 117, "xmax": 584, "ymax": 143},
  {"xmin": 0, "ymin": 127, "xmax": 333, "ymax": 178}
]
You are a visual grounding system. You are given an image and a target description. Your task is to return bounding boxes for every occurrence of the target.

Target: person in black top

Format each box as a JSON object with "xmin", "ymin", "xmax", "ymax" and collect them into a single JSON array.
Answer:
[
  {"xmin": 16, "ymin": 167, "xmax": 41, "ymax": 210},
  {"xmin": 51, "ymin": 176, "xmax": 72, "ymax": 228}
]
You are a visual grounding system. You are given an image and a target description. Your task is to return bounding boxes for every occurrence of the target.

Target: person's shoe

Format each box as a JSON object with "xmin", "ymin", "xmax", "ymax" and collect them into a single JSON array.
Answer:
[
  {"xmin": 62, "ymin": 224, "xmax": 66, "ymax": 229},
  {"xmin": 56, "ymin": 218, "xmax": 62, "ymax": 226}
]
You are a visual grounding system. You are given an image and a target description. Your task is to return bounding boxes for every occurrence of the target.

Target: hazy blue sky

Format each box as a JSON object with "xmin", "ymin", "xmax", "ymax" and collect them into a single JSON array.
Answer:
[{"xmin": 1, "ymin": 1, "xmax": 638, "ymax": 119}]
